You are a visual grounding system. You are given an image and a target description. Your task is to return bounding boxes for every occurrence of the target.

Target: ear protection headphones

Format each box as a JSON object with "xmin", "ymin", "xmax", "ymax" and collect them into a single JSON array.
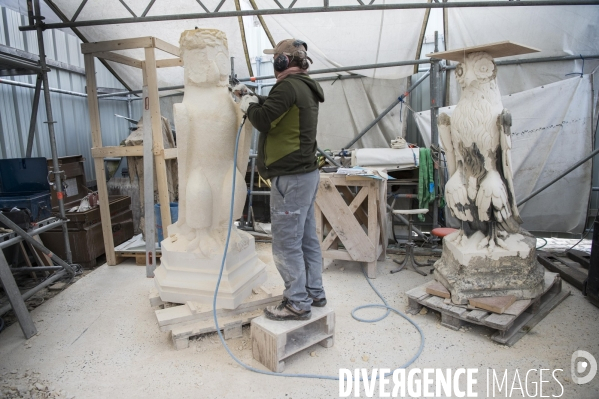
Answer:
[
  {"xmin": 273, "ymin": 40, "xmax": 311, "ymax": 72},
  {"xmin": 274, "ymin": 54, "xmax": 290, "ymax": 72}
]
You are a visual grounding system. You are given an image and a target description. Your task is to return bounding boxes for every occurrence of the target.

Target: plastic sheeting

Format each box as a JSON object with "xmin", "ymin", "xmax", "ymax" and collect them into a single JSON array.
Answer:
[
  {"xmin": 35, "ymin": 0, "xmax": 427, "ymax": 90},
  {"xmin": 255, "ymin": 0, "xmax": 426, "ymax": 79},
  {"xmin": 316, "ymin": 76, "xmax": 408, "ymax": 150},
  {"xmin": 413, "ymin": 76, "xmax": 593, "ymax": 234},
  {"xmin": 77, "ymin": 3, "xmax": 249, "ymax": 91},
  {"xmin": 445, "ymin": 2, "xmax": 599, "ymax": 101}
]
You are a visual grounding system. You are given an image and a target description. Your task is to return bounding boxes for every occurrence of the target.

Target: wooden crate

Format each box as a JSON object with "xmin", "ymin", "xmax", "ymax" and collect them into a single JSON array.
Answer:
[
  {"xmin": 251, "ymin": 306, "xmax": 335, "ymax": 372},
  {"xmin": 406, "ymin": 272, "xmax": 570, "ymax": 346},
  {"xmin": 315, "ymin": 174, "xmax": 386, "ymax": 278}
]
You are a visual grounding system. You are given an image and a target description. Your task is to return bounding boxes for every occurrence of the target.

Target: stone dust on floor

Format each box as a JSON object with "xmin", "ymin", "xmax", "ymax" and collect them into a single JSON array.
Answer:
[{"xmin": 0, "ymin": 242, "xmax": 598, "ymax": 399}]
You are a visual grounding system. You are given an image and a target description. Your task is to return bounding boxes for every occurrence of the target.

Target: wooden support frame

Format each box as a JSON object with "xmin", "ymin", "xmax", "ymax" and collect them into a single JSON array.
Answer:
[
  {"xmin": 82, "ymin": 37, "xmax": 182, "ymax": 269},
  {"xmin": 315, "ymin": 174, "xmax": 387, "ymax": 278}
]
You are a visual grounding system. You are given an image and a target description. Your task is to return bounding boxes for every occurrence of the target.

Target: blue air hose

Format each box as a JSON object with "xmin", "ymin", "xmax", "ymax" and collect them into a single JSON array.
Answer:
[{"xmin": 210, "ymin": 115, "xmax": 425, "ymax": 380}]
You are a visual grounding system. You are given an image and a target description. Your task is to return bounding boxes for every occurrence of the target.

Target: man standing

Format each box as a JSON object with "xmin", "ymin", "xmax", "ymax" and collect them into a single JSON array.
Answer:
[{"xmin": 235, "ymin": 39, "xmax": 326, "ymax": 321}]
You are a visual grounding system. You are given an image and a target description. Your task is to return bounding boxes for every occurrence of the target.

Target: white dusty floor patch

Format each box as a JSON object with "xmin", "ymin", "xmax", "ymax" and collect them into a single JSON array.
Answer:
[{"xmin": 0, "ymin": 243, "xmax": 597, "ymax": 398}]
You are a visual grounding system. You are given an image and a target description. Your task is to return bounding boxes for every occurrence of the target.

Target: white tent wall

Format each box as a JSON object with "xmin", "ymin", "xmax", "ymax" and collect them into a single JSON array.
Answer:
[
  {"xmin": 0, "ymin": 5, "xmax": 132, "ymax": 184},
  {"xmin": 445, "ymin": 3, "xmax": 599, "ymax": 102},
  {"xmin": 317, "ymin": 76, "xmax": 408, "ymax": 150},
  {"xmin": 413, "ymin": 76, "xmax": 593, "ymax": 234},
  {"xmin": 255, "ymin": 0, "xmax": 426, "ymax": 80},
  {"xmin": 64, "ymin": 0, "xmax": 253, "ymax": 91}
]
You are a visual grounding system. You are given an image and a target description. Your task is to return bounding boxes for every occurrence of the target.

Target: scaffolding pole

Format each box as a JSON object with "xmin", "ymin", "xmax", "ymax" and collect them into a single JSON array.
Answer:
[
  {"xmin": 18, "ymin": 1, "xmax": 599, "ymax": 31},
  {"xmin": 343, "ymin": 70, "xmax": 431, "ymax": 149},
  {"xmin": 430, "ymin": 32, "xmax": 442, "ymax": 229},
  {"xmin": 33, "ymin": 0, "xmax": 72, "ymax": 264},
  {"xmin": 25, "ymin": 73, "xmax": 42, "ymax": 157}
]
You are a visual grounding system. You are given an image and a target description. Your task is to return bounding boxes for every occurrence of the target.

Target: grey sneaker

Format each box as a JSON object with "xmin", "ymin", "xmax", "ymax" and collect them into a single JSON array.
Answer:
[
  {"xmin": 264, "ymin": 299, "xmax": 311, "ymax": 321},
  {"xmin": 310, "ymin": 297, "xmax": 327, "ymax": 307}
]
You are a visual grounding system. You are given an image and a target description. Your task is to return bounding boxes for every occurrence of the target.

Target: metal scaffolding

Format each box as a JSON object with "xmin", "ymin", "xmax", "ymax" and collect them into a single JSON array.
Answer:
[
  {"xmin": 17, "ymin": 1, "xmax": 599, "ymax": 31},
  {"xmin": 0, "ymin": 0, "xmax": 77, "ymax": 339}
]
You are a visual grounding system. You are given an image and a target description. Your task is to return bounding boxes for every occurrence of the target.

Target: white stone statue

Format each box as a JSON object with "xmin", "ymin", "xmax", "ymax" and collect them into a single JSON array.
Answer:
[
  {"xmin": 439, "ymin": 51, "xmax": 522, "ymax": 251},
  {"xmin": 431, "ymin": 44, "xmax": 544, "ymax": 304},
  {"xmin": 154, "ymin": 29, "xmax": 267, "ymax": 308},
  {"xmin": 169, "ymin": 29, "xmax": 251, "ymax": 258}
]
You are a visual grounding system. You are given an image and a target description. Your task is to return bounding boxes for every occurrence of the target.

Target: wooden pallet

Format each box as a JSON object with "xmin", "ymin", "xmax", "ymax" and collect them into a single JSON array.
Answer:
[
  {"xmin": 114, "ymin": 234, "xmax": 162, "ymax": 265},
  {"xmin": 406, "ymin": 271, "xmax": 570, "ymax": 346},
  {"xmin": 251, "ymin": 306, "xmax": 335, "ymax": 372},
  {"xmin": 116, "ymin": 250, "xmax": 162, "ymax": 266},
  {"xmin": 537, "ymin": 251, "xmax": 588, "ymax": 291},
  {"xmin": 150, "ymin": 286, "xmax": 283, "ymax": 350}
]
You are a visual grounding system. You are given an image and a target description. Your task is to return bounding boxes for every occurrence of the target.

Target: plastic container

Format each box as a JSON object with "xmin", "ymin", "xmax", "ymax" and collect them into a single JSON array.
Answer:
[
  {"xmin": 0, "ymin": 191, "xmax": 52, "ymax": 222},
  {"xmin": 154, "ymin": 202, "xmax": 179, "ymax": 245},
  {"xmin": 0, "ymin": 157, "xmax": 50, "ymax": 194}
]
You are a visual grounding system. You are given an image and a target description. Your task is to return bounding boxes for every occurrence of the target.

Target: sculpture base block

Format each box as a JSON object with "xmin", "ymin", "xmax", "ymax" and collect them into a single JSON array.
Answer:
[
  {"xmin": 434, "ymin": 230, "xmax": 545, "ymax": 305},
  {"xmin": 154, "ymin": 231, "xmax": 267, "ymax": 309}
]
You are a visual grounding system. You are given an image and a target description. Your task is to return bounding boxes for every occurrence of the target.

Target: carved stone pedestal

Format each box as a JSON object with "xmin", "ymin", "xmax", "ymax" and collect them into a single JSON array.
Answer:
[
  {"xmin": 154, "ymin": 231, "xmax": 267, "ymax": 309},
  {"xmin": 434, "ymin": 230, "xmax": 545, "ymax": 305}
]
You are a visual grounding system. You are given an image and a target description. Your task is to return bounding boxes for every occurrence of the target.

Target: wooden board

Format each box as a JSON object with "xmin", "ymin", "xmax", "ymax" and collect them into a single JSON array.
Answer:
[
  {"xmin": 84, "ymin": 53, "xmax": 119, "ymax": 266},
  {"xmin": 94, "ymin": 51, "xmax": 142, "ymax": 68},
  {"xmin": 81, "ymin": 37, "xmax": 154, "ymax": 54},
  {"xmin": 469, "ymin": 295, "xmax": 516, "ymax": 314},
  {"xmin": 566, "ymin": 249, "xmax": 590, "ymax": 270},
  {"xmin": 406, "ymin": 272, "xmax": 568, "ymax": 345},
  {"xmin": 153, "ymin": 285, "xmax": 284, "ymax": 350},
  {"xmin": 503, "ymin": 299, "xmax": 532, "ymax": 316},
  {"xmin": 91, "ymin": 146, "xmax": 143, "ymax": 158},
  {"xmin": 144, "ymin": 46, "xmax": 172, "ymax": 231},
  {"xmin": 538, "ymin": 251, "xmax": 587, "ymax": 291},
  {"xmin": 492, "ymin": 289, "xmax": 570, "ymax": 346},
  {"xmin": 426, "ymin": 281, "xmax": 451, "ymax": 299},
  {"xmin": 156, "ymin": 287, "xmax": 279, "ymax": 329},
  {"xmin": 426, "ymin": 41, "xmax": 540, "ymax": 62}
]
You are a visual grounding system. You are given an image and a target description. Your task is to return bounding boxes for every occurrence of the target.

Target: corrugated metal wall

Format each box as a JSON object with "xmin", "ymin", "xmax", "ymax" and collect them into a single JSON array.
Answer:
[{"xmin": 0, "ymin": 6, "xmax": 131, "ymax": 183}]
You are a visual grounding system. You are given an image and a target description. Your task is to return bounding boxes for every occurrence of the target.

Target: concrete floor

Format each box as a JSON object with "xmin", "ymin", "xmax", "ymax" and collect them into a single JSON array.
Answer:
[{"xmin": 1, "ymin": 242, "xmax": 598, "ymax": 398}]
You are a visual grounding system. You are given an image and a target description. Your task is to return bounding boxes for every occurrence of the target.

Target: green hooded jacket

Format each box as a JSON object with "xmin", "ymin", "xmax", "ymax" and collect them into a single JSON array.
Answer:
[{"xmin": 246, "ymin": 74, "xmax": 325, "ymax": 180}]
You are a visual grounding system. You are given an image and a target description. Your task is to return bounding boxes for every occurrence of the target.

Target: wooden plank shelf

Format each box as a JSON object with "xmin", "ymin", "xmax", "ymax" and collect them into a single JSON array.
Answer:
[{"xmin": 406, "ymin": 272, "xmax": 570, "ymax": 346}]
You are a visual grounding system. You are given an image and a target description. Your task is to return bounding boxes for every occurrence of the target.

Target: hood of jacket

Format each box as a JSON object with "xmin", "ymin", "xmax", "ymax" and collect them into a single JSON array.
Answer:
[{"xmin": 285, "ymin": 74, "xmax": 325, "ymax": 103}]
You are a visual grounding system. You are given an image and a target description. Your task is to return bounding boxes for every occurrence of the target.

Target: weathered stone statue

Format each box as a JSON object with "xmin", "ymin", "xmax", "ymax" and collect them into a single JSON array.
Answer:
[
  {"xmin": 432, "ymin": 43, "xmax": 545, "ymax": 304},
  {"xmin": 153, "ymin": 29, "xmax": 267, "ymax": 309}
]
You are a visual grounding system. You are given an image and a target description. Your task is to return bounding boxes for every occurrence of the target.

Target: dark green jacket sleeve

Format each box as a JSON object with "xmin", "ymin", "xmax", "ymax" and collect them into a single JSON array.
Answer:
[{"xmin": 246, "ymin": 81, "xmax": 296, "ymax": 134}]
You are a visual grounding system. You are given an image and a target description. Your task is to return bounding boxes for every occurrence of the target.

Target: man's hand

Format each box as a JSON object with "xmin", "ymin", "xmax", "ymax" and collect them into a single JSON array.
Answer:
[
  {"xmin": 240, "ymin": 95, "xmax": 259, "ymax": 113},
  {"xmin": 230, "ymin": 83, "xmax": 253, "ymax": 100}
]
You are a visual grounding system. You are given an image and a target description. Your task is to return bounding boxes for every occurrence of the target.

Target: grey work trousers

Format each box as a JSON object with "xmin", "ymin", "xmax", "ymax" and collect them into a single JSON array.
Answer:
[{"xmin": 270, "ymin": 169, "xmax": 325, "ymax": 311}]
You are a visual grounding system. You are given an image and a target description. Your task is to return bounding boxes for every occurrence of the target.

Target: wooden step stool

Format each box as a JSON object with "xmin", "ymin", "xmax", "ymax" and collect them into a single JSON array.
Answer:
[{"xmin": 251, "ymin": 306, "xmax": 335, "ymax": 373}]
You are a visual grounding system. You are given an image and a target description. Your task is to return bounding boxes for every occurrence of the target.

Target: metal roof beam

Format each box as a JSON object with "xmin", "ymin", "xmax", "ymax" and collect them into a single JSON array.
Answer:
[
  {"xmin": 19, "ymin": 1, "xmax": 599, "ymax": 31},
  {"xmin": 118, "ymin": 0, "xmax": 138, "ymax": 17},
  {"xmin": 70, "ymin": 0, "xmax": 89, "ymax": 22}
]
